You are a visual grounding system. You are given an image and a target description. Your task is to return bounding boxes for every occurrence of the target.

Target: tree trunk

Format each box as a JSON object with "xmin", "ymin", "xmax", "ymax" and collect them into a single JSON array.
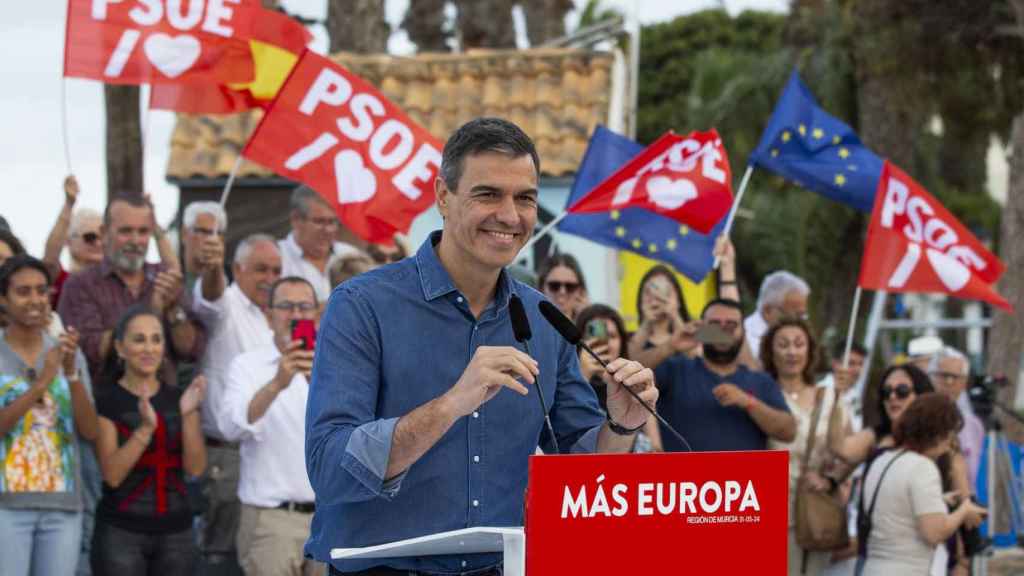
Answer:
[
  {"xmin": 521, "ymin": 0, "xmax": 573, "ymax": 46},
  {"xmin": 456, "ymin": 0, "xmax": 516, "ymax": 49},
  {"xmin": 327, "ymin": 0, "xmax": 389, "ymax": 54},
  {"xmin": 989, "ymin": 113, "xmax": 1024, "ymax": 417},
  {"xmin": 403, "ymin": 0, "xmax": 450, "ymax": 52},
  {"xmin": 104, "ymin": 85, "xmax": 143, "ymax": 200}
]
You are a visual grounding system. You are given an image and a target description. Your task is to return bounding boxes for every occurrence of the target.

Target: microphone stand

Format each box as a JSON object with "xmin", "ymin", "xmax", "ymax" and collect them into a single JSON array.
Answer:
[
  {"xmin": 578, "ymin": 340, "xmax": 693, "ymax": 452},
  {"xmin": 521, "ymin": 339, "xmax": 560, "ymax": 455}
]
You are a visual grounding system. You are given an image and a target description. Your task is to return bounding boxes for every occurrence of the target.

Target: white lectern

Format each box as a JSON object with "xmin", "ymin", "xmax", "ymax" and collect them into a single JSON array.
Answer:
[{"xmin": 331, "ymin": 527, "xmax": 525, "ymax": 576}]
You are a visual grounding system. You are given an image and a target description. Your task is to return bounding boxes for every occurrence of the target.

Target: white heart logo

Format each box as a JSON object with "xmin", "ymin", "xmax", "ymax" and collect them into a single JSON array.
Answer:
[
  {"xmin": 926, "ymin": 248, "xmax": 971, "ymax": 292},
  {"xmin": 334, "ymin": 150, "xmax": 377, "ymax": 204},
  {"xmin": 646, "ymin": 176, "xmax": 698, "ymax": 210},
  {"xmin": 143, "ymin": 34, "xmax": 201, "ymax": 79}
]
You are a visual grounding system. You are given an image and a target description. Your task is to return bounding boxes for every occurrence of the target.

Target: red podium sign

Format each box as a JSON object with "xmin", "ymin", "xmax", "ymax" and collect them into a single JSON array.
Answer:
[{"xmin": 526, "ymin": 451, "xmax": 789, "ymax": 574}]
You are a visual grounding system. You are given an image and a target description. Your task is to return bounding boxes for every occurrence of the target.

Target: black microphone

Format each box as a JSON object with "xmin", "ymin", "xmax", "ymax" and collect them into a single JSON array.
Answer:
[
  {"xmin": 538, "ymin": 300, "xmax": 693, "ymax": 451},
  {"xmin": 509, "ymin": 295, "xmax": 560, "ymax": 454}
]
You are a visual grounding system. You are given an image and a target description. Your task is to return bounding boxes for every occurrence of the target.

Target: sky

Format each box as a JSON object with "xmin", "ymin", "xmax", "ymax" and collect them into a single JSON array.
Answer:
[{"xmin": 1, "ymin": 0, "xmax": 787, "ymax": 260}]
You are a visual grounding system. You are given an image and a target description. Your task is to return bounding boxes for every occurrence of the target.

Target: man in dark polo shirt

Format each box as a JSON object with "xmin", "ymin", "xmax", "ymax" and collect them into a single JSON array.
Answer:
[{"xmin": 655, "ymin": 298, "xmax": 796, "ymax": 452}]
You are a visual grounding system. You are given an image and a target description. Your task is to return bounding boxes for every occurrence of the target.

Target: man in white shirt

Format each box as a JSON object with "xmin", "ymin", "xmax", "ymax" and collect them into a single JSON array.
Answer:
[
  {"xmin": 279, "ymin": 186, "xmax": 359, "ymax": 303},
  {"xmin": 744, "ymin": 270, "xmax": 810, "ymax": 360},
  {"xmin": 191, "ymin": 233, "xmax": 282, "ymax": 570},
  {"xmin": 929, "ymin": 345, "xmax": 986, "ymax": 489},
  {"xmin": 222, "ymin": 276, "xmax": 321, "ymax": 576}
]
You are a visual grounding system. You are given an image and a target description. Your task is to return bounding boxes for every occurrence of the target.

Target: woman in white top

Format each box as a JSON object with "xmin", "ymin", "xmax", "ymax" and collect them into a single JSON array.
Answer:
[
  {"xmin": 859, "ymin": 393, "xmax": 986, "ymax": 575},
  {"xmin": 763, "ymin": 318, "xmax": 849, "ymax": 576}
]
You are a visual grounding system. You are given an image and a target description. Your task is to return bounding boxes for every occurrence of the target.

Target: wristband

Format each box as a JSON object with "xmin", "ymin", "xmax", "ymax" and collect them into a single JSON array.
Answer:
[
  {"xmin": 719, "ymin": 280, "xmax": 737, "ymax": 286},
  {"xmin": 606, "ymin": 416, "xmax": 645, "ymax": 436}
]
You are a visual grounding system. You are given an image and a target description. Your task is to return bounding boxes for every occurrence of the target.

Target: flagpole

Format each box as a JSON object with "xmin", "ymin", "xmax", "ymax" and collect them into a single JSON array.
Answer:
[
  {"xmin": 60, "ymin": 77, "xmax": 73, "ymax": 175},
  {"xmin": 219, "ymin": 155, "xmax": 243, "ymax": 208},
  {"xmin": 713, "ymin": 164, "xmax": 755, "ymax": 269},
  {"xmin": 842, "ymin": 286, "xmax": 863, "ymax": 369},
  {"xmin": 519, "ymin": 212, "xmax": 568, "ymax": 258}
]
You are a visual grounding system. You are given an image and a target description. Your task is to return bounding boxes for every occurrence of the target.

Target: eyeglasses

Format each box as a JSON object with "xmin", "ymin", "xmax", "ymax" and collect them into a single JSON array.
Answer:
[
  {"xmin": 303, "ymin": 216, "xmax": 338, "ymax": 229},
  {"xmin": 545, "ymin": 281, "xmax": 580, "ymax": 294},
  {"xmin": 881, "ymin": 383, "xmax": 913, "ymax": 400},
  {"xmin": 271, "ymin": 301, "xmax": 317, "ymax": 313},
  {"xmin": 190, "ymin": 226, "xmax": 220, "ymax": 238},
  {"xmin": 929, "ymin": 371, "xmax": 964, "ymax": 382},
  {"xmin": 80, "ymin": 232, "xmax": 100, "ymax": 245}
]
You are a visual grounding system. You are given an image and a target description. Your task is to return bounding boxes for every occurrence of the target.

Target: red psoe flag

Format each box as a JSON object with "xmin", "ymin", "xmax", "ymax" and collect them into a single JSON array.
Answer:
[
  {"xmin": 859, "ymin": 161, "xmax": 1012, "ymax": 311},
  {"xmin": 242, "ymin": 50, "xmax": 443, "ymax": 243},
  {"xmin": 64, "ymin": 0, "xmax": 256, "ymax": 85},
  {"xmin": 567, "ymin": 130, "xmax": 733, "ymax": 234}
]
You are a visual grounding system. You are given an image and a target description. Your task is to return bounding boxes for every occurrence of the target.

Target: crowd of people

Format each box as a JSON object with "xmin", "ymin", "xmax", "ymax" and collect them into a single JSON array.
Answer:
[{"xmin": 0, "ymin": 117, "xmax": 995, "ymax": 576}]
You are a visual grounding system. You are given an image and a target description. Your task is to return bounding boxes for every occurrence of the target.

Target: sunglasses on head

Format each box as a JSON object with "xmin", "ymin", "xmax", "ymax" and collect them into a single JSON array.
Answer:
[
  {"xmin": 881, "ymin": 383, "xmax": 913, "ymax": 400},
  {"xmin": 545, "ymin": 281, "xmax": 580, "ymax": 294}
]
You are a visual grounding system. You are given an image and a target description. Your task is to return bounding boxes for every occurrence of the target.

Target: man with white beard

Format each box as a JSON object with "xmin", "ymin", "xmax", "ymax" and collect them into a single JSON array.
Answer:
[{"xmin": 57, "ymin": 194, "xmax": 207, "ymax": 386}]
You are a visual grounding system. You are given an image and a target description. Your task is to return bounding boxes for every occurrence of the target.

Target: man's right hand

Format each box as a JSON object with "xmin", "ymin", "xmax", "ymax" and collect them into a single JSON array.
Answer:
[
  {"xmin": 198, "ymin": 235, "xmax": 225, "ymax": 273},
  {"xmin": 671, "ymin": 319, "xmax": 700, "ymax": 354},
  {"xmin": 443, "ymin": 346, "xmax": 538, "ymax": 418},
  {"xmin": 273, "ymin": 340, "xmax": 314, "ymax": 389}
]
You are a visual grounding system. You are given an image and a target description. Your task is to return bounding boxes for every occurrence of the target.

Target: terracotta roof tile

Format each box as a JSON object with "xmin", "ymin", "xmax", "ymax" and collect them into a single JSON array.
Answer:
[{"xmin": 166, "ymin": 47, "xmax": 616, "ymax": 181}]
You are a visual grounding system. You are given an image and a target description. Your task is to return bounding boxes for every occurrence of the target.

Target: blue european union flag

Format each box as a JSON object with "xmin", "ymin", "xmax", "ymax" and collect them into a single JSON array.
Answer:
[
  {"xmin": 557, "ymin": 126, "xmax": 724, "ymax": 282},
  {"xmin": 749, "ymin": 71, "xmax": 884, "ymax": 212}
]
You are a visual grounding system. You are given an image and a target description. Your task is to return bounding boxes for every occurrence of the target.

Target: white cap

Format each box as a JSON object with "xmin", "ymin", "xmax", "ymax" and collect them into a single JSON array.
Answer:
[{"xmin": 907, "ymin": 335, "xmax": 943, "ymax": 358}]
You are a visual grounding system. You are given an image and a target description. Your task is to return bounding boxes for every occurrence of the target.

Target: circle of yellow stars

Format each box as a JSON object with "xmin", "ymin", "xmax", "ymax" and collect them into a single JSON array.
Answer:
[
  {"xmin": 768, "ymin": 124, "xmax": 855, "ymax": 189},
  {"xmin": 609, "ymin": 209, "xmax": 689, "ymax": 254}
]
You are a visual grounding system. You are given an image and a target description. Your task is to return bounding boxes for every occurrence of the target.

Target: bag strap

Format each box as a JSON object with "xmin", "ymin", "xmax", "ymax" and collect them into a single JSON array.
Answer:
[
  {"xmin": 858, "ymin": 449, "xmax": 907, "ymax": 553},
  {"xmin": 799, "ymin": 387, "xmax": 827, "ymax": 478}
]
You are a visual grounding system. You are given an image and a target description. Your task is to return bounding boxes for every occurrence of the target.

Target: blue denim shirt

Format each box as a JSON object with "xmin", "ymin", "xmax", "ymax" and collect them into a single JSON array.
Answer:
[{"xmin": 304, "ymin": 231, "xmax": 605, "ymax": 573}]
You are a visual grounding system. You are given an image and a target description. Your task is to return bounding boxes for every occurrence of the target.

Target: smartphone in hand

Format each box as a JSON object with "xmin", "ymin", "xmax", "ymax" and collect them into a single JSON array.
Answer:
[
  {"xmin": 694, "ymin": 323, "xmax": 733, "ymax": 346},
  {"xmin": 291, "ymin": 319, "xmax": 317, "ymax": 351}
]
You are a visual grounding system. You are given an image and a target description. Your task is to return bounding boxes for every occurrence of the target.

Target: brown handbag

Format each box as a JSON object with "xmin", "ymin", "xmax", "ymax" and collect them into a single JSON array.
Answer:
[{"xmin": 794, "ymin": 387, "xmax": 850, "ymax": 552}]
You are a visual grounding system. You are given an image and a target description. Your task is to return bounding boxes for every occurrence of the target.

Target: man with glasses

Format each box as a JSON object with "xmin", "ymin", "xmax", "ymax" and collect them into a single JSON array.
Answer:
[
  {"xmin": 744, "ymin": 270, "xmax": 810, "ymax": 359},
  {"xmin": 654, "ymin": 298, "xmax": 796, "ymax": 452},
  {"xmin": 222, "ymin": 276, "xmax": 322, "ymax": 576},
  {"xmin": 182, "ymin": 201, "xmax": 228, "ymax": 294},
  {"xmin": 280, "ymin": 187, "xmax": 359, "ymax": 303},
  {"xmin": 929, "ymin": 346, "xmax": 985, "ymax": 487},
  {"xmin": 191, "ymin": 233, "xmax": 282, "ymax": 574}
]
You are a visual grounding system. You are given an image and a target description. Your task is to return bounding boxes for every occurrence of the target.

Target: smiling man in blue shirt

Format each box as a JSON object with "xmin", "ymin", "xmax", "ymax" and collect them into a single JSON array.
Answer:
[{"xmin": 305, "ymin": 117, "xmax": 659, "ymax": 575}]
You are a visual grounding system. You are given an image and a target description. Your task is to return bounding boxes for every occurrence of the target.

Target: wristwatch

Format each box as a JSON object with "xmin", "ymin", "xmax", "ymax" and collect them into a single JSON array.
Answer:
[
  {"xmin": 606, "ymin": 416, "xmax": 645, "ymax": 436},
  {"xmin": 168, "ymin": 306, "xmax": 188, "ymax": 326}
]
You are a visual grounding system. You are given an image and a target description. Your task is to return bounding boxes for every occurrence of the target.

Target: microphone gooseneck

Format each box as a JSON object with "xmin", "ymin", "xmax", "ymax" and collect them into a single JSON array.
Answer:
[
  {"xmin": 538, "ymin": 301, "xmax": 693, "ymax": 452},
  {"xmin": 509, "ymin": 295, "xmax": 560, "ymax": 455}
]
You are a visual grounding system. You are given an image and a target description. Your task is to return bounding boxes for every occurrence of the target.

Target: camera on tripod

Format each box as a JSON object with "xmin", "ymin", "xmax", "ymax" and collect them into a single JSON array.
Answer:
[{"xmin": 967, "ymin": 373, "xmax": 1010, "ymax": 425}]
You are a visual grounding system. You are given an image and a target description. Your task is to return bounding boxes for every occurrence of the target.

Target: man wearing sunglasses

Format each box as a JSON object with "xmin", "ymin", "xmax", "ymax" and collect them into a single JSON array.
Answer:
[{"xmin": 929, "ymin": 346, "xmax": 985, "ymax": 488}]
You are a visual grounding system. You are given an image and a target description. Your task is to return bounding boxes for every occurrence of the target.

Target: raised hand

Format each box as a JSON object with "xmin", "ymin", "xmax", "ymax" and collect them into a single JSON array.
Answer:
[
  {"xmin": 63, "ymin": 175, "xmax": 79, "ymax": 207},
  {"xmin": 197, "ymin": 235, "xmax": 225, "ymax": 273},
  {"xmin": 179, "ymin": 374, "xmax": 207, "ymax": 416},
  {"xmin": 58, "ymin": 327, "xmax": 80, "ymax": 378},
  {"xmin": 273, "ymin": 340, "xmax": 315, "ymax": 389},
  {"xmin": 150, "ymin": 269, "xmax": 184, "ymax": 312}
]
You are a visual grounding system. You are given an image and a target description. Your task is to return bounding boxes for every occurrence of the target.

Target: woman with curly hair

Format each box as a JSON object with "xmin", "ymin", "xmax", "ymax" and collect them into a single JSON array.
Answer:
[{"xmin": 859, "ymin": 393, "xmax": 986, "ymax": 575}]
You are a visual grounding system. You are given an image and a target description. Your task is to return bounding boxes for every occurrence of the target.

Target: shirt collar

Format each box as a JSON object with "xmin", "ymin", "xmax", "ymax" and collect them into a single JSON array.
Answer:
[
  {"xmin": 414, "ymin": 231, "xmax": 514, "ymax": 311},
  {"xmin": 282, "ymin": 233, "xmax": 304, "ymax": 260}
]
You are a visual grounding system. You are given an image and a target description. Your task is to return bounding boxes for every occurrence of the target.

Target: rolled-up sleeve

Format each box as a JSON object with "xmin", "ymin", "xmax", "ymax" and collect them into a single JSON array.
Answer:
[
  {"xmin": 305, "ymin": 285, "xmax": 403, "ymax": 505},
  {"xmin": 546, "ymin": 338, "xmax": 605, "ymax": 454},
  {"xmin": 220, "ymin": 356, "xmax": 262, "ymax": 443}
]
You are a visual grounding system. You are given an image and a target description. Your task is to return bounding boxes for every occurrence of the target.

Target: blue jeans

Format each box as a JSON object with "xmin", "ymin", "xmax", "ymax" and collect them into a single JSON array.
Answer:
[
  {"xmin": 0, "ymin": 508, "xmax": 83, "ymax": 576},
  {"xmin": 77, "ymin": 442, "xmax": 102, "ymax": 576}
]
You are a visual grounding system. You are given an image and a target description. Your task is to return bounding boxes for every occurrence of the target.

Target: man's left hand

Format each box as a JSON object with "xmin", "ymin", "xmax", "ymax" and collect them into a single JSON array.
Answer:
[
  {"xmin": 711, "ymin": 383, "xmax": 747, "ymax": 408},
  {"xmin": 604, "ymin": 358, "xmax": 658, "ymax": 430}
]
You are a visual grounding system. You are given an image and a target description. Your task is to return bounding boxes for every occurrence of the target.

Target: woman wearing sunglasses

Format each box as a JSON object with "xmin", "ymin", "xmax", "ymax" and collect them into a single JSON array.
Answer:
[{"xmin": 537, "ymin": 254, "xmax": 589, "ymax": 321}]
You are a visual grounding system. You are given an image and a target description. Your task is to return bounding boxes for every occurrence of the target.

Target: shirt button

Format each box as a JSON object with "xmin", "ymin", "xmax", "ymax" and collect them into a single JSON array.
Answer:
[
  {"xmin": 462, "ymin": 561, "xmax": 468, "ymax": 568},
  {"xmin": 473, "ymin": 455, "xmax": 480, "ymax": 463},
  {"xmin": 456, "ymin": 296, "xmax": 464, "ymax": 303},
  {"xmin": 472, "ymin": 500, "xmax": 479, "ymax": 507},
  {"xmin": 472, "ymin": 411, "xmax": 479, "ymax": 419}
]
